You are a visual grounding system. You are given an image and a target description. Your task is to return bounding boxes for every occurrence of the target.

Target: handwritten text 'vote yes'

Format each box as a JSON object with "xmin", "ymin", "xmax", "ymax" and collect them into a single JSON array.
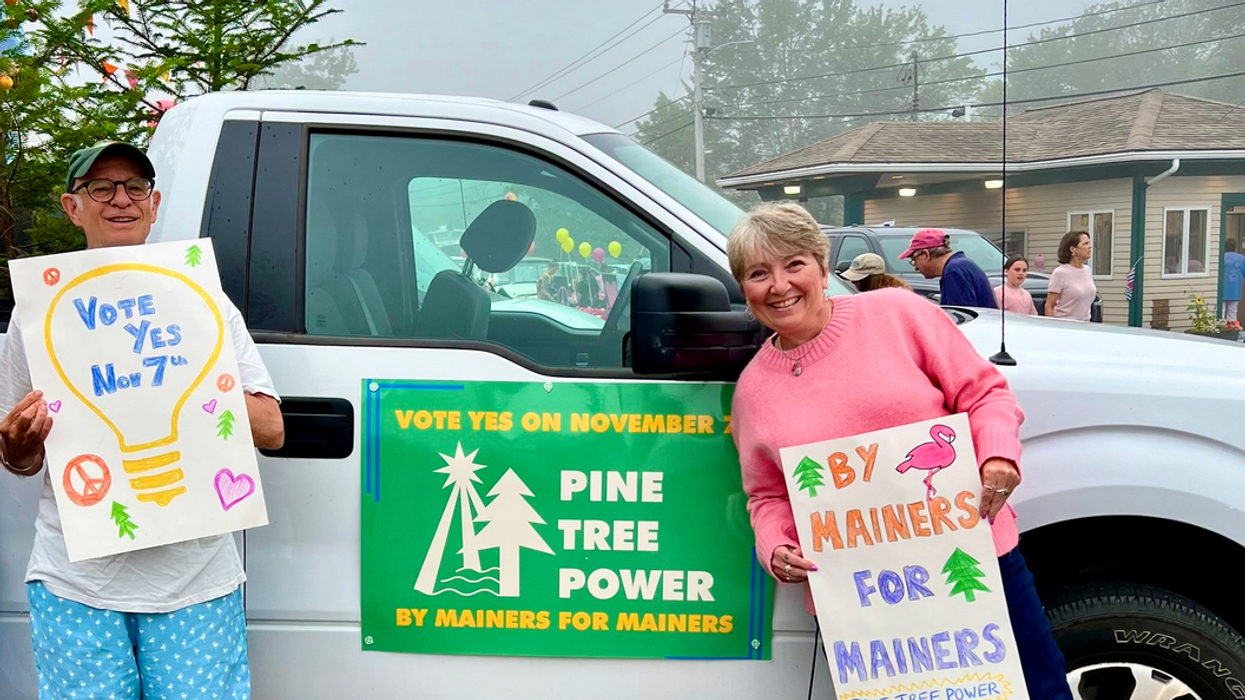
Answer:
[{"xmin": 73, "ymin": 294, "xmax": 188, "ymax": 397}]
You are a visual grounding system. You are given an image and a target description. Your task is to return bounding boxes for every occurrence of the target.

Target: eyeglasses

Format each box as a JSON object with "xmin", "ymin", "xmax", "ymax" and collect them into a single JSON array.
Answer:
[
  {"xmin": 907, "ymin": 250, "xmax": 929, "ymax": 268},
  {"xmin": 72, "ymin": 177, "xmax": 155, "ymax": 203}
]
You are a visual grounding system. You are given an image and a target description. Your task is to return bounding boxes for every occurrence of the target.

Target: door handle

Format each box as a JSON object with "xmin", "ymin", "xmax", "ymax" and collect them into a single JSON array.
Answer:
[{"xmin": 260, "ymin": 397, "xmax": 354, "ymax": 460}]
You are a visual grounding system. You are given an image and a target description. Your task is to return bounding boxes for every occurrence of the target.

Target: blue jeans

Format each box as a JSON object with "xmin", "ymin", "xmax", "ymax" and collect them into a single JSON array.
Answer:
[{"xmin": 1000, "ymin": 548, "xmax": 1075, "ymax": 700}]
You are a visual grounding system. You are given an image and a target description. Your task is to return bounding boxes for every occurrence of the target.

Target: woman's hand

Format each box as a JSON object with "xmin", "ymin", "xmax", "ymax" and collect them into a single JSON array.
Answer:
[
  {"xmin": 771, "ymin": 545, "xmax": 817, "ymax": 584},
  {"xmin": 979, "ymin": 458, "xmax": 1021, "ymax": 522}
]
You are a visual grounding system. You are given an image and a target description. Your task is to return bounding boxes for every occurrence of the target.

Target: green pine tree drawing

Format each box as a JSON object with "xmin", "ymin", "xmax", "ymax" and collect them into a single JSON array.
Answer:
[
  {"xmin": 217, "ymin": 410, "xmax": 236, "ymax": 440},
  {"xmin": 942, "ymin": 548, "xmax": 992, "ymax": 602},
  {"xmin": 792, "ymin": 456, "xmax": 827, "ymax": 497},
  {"xmin": 111, "ymin": 501, "xmax": 138, "ymax": 540},
  {"xmin": 185, "ymin": 245, "xmax": 203, "ymax": 268}
]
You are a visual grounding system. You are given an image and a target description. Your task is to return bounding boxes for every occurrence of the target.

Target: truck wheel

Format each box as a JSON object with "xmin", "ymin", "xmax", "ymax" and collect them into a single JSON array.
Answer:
[{"xmin": 1047, "ymin": 582, "xmax": 1245, "ymax": 700}]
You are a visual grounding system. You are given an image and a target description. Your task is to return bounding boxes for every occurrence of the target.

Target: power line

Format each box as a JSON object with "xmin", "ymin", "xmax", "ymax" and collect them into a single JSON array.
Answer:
[
  {"xmin": 615, "ymin": 94, "xmax": 691, "ymax": 129},
  {"xmin": 509, "ymin": 1, "xmax": 669, "ymax": 101},
  {"xmin": 571, "ymin": 54, "xmax": 686, "ymax": 112},
  {"xmin": 616, "ymin": 0, "xmax": 1164, "ymax": 128},
  {"xmin": 707, "ymin": 68, "xmax": 1245, "ymax": 122},
  {"xmin": 727, "ymin": 28, "xmax": 1245, "ymax": 113},
  {"xmin": 788, "ymin": 0, "xmax": 1167, "ymax": 54},
  {"xmin": 548, "ymin": 26, "xmax": 687, "ymax": 103},
  {"xmin": 707, "ymin": 0, "xmax": 1245, "ymax": 94},
  {"xmin": 641, "ymin": 119, "xmax": 694, "ymax": 145}
]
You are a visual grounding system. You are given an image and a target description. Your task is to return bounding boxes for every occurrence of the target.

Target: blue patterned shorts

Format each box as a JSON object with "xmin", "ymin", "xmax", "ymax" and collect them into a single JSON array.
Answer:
[{"xmin": 27, "ymin": 582, "xmax": 250, "ymax": 700}]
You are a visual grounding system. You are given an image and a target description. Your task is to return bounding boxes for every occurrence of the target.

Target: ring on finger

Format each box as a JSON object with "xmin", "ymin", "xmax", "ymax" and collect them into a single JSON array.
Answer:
[{"xmin": 994, "ymin": 488, "xmax": 1010, "ymax": 495}]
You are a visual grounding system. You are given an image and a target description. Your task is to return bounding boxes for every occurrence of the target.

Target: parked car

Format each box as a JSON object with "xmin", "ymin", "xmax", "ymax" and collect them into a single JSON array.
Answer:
[
  {"xmin": 1, "ymin": 91, "xmax": 1242, "ymax": 700},
  {"xmin": 824, "ymin": 225, "xmax": 1104, "ymax": 322}
]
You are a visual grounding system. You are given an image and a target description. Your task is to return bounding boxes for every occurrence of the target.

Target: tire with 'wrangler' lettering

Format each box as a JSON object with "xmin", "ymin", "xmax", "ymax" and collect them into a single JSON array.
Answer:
[{"xmin": 1048, "ymin": 582, "xmax": 1245, "ymax": 700}]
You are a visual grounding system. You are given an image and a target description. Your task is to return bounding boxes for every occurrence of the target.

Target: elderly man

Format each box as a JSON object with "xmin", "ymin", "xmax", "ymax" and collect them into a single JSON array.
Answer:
[
  {"xmin": 898, "ymin": 228, "xmax": 998, "ymax": 309},
  {"xmin": 0, "ymin": 142, "xmax": 284, "ymax": 699}
]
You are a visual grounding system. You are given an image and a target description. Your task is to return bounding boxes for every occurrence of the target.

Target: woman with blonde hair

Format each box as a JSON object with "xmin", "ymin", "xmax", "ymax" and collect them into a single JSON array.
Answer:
[{"xmin": 726, "ymin": 201, "xmax": 1073, "ymax": 699}]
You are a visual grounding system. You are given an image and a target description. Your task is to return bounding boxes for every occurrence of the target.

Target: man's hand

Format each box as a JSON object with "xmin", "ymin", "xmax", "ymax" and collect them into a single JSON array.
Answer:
[
  {"xmin": 245, "ymin": 393, "xmax": 284, "ymax": 450},
  {"xmin": 1, "ymin": 390, "xmax": 52, "ymax": 475}
]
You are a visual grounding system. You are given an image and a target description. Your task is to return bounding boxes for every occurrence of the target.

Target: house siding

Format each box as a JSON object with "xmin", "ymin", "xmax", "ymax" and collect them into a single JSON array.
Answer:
[{"xmin": 1141, "ymin": 175, "xmax": 1245, "ymax": 331}]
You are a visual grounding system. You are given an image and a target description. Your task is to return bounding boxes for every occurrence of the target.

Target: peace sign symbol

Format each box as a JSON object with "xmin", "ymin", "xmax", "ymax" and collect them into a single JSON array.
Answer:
[
  {"xmin": 63, "ymin": 454, "xmax": 111, "ymax": 507},
  {"xmin": 217, "ymin": 374, "xmax": 236, "ymax": 392},
  {"xmin": 43, "ymin": 268, "xmax": 60, "ymax": 286}
]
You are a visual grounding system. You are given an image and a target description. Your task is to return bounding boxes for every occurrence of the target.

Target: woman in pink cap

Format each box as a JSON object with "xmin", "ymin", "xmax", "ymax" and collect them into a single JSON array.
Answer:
[{"xmin": 726, "ymin": 202, "xmax": 1073, "ymax": 699}]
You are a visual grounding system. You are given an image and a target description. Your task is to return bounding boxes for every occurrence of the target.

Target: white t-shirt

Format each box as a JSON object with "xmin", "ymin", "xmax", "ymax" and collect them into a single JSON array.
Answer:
[
  {"xmin": 1, "ymin": 300, "xmax": 278, "ymax": 613},
  {"xmin": 1047, "ymin": 263, "xmax": 1097, "ymax": 321}
]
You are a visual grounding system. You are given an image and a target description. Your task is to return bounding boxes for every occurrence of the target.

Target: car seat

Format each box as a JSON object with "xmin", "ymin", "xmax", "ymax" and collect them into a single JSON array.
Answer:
[{"xmin": 415, "ymin": 200, "xmax": 537, "ymax": 340}]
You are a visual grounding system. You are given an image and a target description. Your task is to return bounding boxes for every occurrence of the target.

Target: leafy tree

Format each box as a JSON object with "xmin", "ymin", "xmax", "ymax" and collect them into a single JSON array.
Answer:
[
  {"xmin": 82, "ymin": 0, "xmax": 361, "ymax": 99},
  {"xmin": 633, "ymin": 0, "xmax": 985, "ymax": 212},
  {"xmin": 184, "ymin": 243, "xmax": 202, "ymax": 267},
  {"xmin": 0, "ymin": 1, "xmax": 140, "ymax": 304},
  {"xmin": 993, "ymin": 0, "xmax": 1245, "ymax": 109}
]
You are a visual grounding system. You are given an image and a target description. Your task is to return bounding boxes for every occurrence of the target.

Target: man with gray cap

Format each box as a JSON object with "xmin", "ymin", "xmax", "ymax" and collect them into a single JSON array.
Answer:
[{"xmin": 0, "ymin": 142, "xmax": 284, "ymax": 699}]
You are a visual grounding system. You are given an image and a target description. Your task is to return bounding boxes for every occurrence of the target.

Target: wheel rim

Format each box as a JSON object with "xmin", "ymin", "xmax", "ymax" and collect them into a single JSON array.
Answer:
[{"xmin": 1068, "ymin": 662, "xmax": 1203, "ymax": 700}]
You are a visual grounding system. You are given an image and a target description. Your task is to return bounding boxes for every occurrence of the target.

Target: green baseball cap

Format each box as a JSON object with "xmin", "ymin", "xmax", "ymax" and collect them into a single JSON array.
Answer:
[{"xmin": 64, "ymin": 142, "xmax": 156, "ymax": 193}]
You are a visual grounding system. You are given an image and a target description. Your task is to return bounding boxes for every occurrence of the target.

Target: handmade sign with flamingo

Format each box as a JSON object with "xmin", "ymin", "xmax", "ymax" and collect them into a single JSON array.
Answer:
[{"xmin": 895, "ymin": 423, "xmax": 957, "ymax": 500}]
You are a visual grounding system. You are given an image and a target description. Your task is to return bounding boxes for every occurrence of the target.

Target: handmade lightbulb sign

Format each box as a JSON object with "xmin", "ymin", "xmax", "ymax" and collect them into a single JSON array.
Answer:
[{"xmin": 11, "ymin": 239, "xmax": 267, "ymax": 562}]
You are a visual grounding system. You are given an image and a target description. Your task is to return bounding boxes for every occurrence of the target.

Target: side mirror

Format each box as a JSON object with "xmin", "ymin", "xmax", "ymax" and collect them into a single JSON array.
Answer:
[{"xmin": 630, "ymin": 273, "xmax": 762, "ymax": 377}]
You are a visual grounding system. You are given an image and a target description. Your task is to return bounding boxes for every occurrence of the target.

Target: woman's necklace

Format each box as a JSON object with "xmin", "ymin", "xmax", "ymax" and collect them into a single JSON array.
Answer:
[{"xmin": 774, "ymin": 306, "xmax": 833, "ymax": 377}]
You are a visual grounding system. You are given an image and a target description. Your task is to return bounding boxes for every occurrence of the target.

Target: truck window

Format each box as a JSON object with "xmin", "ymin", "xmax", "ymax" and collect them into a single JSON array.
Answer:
[
  {"xmin": 834, "ymin": 235, "xmax": 870, "ymax": 272},
  {"xmin": 302, "ymin": 133, "xmax": 669, "ymax": 370}
]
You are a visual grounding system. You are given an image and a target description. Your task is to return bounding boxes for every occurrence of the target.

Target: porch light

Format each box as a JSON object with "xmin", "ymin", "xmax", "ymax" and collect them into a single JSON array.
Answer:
[
  {"xmin": 784, "ymin": 184, "xmax": 801, "ymax": 196},
  {"xmin": 984, "ymin": 179, "xmax": 1004, "ymax": 189},
  {"xmin": 899, "ymin": 187, "xmax": 917, "ymax": 197}
]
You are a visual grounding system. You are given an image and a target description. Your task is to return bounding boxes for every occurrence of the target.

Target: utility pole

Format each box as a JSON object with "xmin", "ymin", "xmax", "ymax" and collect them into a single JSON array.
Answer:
[
  {"xmin": 910, "ymin": 52, "xmax": 919, "ymax": 122},
  {"xmin": 665, "ymin": 1, "xmax": 706, "ymax": 182}
]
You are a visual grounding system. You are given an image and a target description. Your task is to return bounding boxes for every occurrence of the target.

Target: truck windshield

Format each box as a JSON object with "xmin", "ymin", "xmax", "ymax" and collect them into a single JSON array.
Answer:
[
  {"xmin": 877, "ymin": 233, "xmax": 1007, "ymax": 273},
  {"xmin": 583, "ymin": 133, "xmax": 743, "ymax": 238}
]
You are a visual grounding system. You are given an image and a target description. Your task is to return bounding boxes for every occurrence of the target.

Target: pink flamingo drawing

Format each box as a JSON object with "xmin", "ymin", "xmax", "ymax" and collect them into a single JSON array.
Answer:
[{"xmin": 895, "ymin": 424, "xmax": 957, "ymax": 500}]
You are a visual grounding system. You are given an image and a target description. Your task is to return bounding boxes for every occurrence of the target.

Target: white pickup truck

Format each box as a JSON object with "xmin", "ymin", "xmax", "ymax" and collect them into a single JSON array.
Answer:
[{"xmin": 2, "ymin": 91, "xmax": 1243, "ymax": 700}]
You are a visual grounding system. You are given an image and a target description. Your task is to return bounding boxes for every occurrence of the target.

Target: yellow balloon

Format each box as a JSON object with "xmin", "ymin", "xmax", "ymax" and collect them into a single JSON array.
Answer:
[
  {"xmin": 579, "ymin": 242, "xmax": 591, "ymax": 259},
  {"xmin": 556, "ymin": 228, "xmax": 570, "ymax": 243},
  {"xmin": 608, "ymin": 241, "xmax": 622, "ymax": 258},
  {"xmin": 561, "ymin": 237, "xmax": 575, "ymax": 253}
]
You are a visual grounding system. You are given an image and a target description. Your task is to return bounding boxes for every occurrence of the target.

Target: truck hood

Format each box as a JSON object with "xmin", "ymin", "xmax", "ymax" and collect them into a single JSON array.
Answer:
[{"xmin": 957, "ymin": 309, "xmax": 1245, "ymax": 405}]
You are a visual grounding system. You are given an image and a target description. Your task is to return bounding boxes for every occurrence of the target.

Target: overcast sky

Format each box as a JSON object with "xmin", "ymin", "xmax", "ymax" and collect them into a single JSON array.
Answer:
[{"xmin": 303, "ymin": 0, "xmax": 1095, "ymax": 132}]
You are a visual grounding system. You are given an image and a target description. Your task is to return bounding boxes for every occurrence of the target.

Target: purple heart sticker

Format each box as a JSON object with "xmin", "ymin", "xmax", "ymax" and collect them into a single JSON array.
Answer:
[
  {"xmin": 47, "ymin": 400, "xmax": 61, "ymax": 414},
  {"xmin": 214, "ymin": 469, "xmax": 256, "ymax": 511},
  {"xmin": 202, "ymin": 399, "xmax": 218, "ymax": 415}
]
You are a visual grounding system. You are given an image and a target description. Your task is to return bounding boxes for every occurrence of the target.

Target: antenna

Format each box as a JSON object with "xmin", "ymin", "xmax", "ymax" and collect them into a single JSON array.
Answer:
[{"xmin": 990, "ymin": 0, "xmax": 1016, "ymax": 367}]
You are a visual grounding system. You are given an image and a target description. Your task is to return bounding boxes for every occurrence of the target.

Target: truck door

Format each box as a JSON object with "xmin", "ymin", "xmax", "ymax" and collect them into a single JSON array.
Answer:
[{"xmin": 220, "ymin": 117, "xmax": 820, "ymax": 699}]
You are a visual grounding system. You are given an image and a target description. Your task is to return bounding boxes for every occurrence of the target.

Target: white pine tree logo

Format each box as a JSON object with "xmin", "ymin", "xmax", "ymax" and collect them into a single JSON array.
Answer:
[
  {"xmin": 474, "ymin": 469, "xmax": 553, "ymax": 596},
  {"xmin": 414, "ymin": 443, "xmax": 552, "ymax": 597}
]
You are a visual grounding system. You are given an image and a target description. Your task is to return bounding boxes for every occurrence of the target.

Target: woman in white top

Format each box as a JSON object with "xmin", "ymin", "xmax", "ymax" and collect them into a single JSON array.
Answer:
[
  {"xmin": 993, "ymin": 255, "xmax": 1038, "ymax": 315},
  {"xmin": 1045, "ymin": 230, "xmax": 1096, "ymax": 320}
]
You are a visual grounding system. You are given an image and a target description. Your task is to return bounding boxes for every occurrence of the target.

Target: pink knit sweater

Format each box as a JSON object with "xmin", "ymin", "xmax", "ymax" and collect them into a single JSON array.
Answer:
[{"xmin": 731, "ymin": 289, "xmax": 1023, "ymax": 610}]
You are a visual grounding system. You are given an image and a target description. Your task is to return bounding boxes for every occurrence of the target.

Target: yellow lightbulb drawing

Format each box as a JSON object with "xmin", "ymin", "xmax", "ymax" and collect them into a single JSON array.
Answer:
[{"xmin": 45, "ymin": 263, "xmax": 224, "ymax": 507}]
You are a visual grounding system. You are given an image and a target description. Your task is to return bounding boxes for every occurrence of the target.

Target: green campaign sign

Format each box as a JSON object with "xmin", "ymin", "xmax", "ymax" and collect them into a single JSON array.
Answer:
[{"xmin": 360, "ymin": 379, "xmax": 773, "ymax": 660}]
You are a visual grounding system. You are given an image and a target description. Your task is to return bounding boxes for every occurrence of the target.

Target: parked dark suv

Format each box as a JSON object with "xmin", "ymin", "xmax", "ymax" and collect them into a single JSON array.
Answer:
[{"xmin": 824, "ymin": 226, "xmax": 1103, "ymax": 322}]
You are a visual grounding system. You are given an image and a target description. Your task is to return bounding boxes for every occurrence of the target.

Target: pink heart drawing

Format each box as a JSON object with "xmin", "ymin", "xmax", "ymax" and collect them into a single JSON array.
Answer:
[
  {"xmin": 47, "ymin": 400, "xmax": 61, "ymax": 414},
  {"xmin": 214, "ymin": 469, "xmax": 256, "ymax": 511},
  {"xmin": 202, "ymin": 399, "xmax": 218, "ymax": 415}
]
